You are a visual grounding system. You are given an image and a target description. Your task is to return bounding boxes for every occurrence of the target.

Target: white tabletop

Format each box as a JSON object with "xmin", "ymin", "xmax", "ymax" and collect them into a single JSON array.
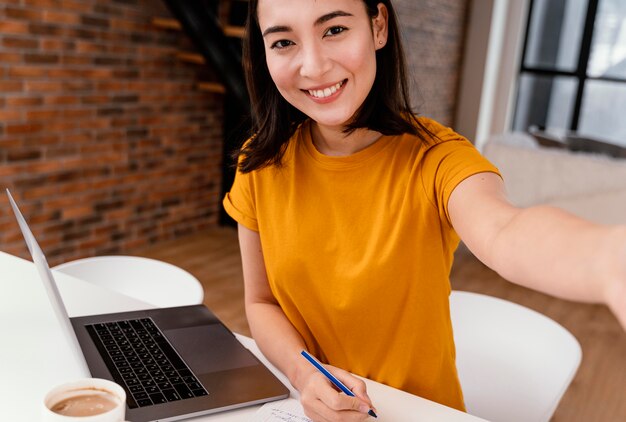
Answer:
[{"xmin": 0, "ymin": 251, "xmax": 486, "ymax": 421}]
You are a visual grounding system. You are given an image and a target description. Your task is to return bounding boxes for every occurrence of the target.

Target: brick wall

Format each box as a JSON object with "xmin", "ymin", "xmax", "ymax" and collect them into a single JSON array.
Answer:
[
  {"xmin": 395, "ymin": 0, "xmax": 470, "ymax": 126},
  {"xmin": 0, "ymin": 0, "xmax": 224, "ymax": 265}
]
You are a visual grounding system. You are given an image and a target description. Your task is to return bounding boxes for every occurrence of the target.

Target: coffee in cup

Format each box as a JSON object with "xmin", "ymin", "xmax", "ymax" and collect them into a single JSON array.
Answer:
[{"xmin": 42, "ymin": 378, "xmax": 128, "ymax": 422}]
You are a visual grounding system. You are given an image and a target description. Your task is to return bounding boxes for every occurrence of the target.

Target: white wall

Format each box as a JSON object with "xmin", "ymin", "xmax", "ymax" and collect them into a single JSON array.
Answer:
[{"xmin": 455, "ymin": 0, "xmax": 530, "ymax": 150}]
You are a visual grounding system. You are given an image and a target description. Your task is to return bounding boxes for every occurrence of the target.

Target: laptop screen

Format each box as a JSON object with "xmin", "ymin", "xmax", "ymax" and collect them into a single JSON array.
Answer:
[{"xmin": 6, "ymin": 189, "xmax": 90, "ymax": 376}]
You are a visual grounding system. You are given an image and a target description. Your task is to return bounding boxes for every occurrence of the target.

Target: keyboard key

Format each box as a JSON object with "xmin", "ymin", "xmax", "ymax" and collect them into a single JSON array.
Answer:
[
  {"xmin": 173, "ymin": 383, "xmax": 194, "ymax": 399},
  {"xmin": 188, "ymin": 382, "xmax": 203, "ymax": 391},
  {"xmin": 137, "ymin": 398, "xmax": 153, "ymax": 407},
  {"xmin": 130, "ymin": 385, "xmax": 144, "ymax": 393},
  {"xmin": 178, "ymin": 369, "xmax": 192, "ymax": 377},
  {"xmin": 122, "ymin": 372, "xmax": 137, "ymax": 381},
  {"xmin": 138, "ymin": 373, "xmax": 151, "ymax": 382},
  {"xmin": 133, "ymin": 391, "xmax": 148, "ymax": 400},
  {"xmin": 149, "ymin": 393, "xmax": 167, "ymax": 404},
  {"xmin": 163, "ymin": 388, "xmax": 181, "ymax": 402},
  {"xmin": 192, "ymin": 389, "xmax": 208, "ymax": 397},
  {"xmin": 157, "ymin": 382, "xmax": 172, "ymax": 390}
]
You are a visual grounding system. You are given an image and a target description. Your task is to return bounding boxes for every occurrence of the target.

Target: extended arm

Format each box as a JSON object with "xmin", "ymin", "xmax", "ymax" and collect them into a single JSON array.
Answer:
[
  {"xmin": 237, "ymin": 224, "xmax": 375, "ymax": 421},
  {"xmin": 448, "ymin": 172, "xmax": 626, "ymax": 329}
]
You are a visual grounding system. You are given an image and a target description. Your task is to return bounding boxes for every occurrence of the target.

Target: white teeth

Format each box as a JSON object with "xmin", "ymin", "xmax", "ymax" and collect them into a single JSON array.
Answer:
[{"xmin": 308, "ymin": 81, "xmax": 344, "ymax": 98}]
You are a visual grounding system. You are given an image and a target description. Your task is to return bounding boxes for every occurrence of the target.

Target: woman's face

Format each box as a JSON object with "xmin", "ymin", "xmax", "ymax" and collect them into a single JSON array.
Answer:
[{"xmin": 257, "ymin": 0, "xmax": 387, "ymax": 130}]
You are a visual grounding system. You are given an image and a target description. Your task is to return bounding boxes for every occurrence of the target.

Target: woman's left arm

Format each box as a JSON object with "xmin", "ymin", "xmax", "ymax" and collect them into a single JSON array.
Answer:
[{"xmin": 448, "ymin": 172, "xmax": 626, "ymax": 329}]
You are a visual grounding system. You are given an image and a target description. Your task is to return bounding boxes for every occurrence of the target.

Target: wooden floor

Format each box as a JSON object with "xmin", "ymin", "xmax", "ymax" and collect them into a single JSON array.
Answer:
[{"xmin": 133, "ymin": 227, "xmax": 626, "ymax": 421}]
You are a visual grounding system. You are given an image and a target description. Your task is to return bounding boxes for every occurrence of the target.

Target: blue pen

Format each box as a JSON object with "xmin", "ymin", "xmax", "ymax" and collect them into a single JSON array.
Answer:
[{"xmin": 300, "ymin": 350, "xmax": 377, "ymax": 418}]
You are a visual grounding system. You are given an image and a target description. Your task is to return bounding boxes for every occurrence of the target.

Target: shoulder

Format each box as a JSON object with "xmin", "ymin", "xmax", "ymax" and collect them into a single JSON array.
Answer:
[{"xmin": 413, "ymin": 116, "xmax": 469, "ymax": 146}]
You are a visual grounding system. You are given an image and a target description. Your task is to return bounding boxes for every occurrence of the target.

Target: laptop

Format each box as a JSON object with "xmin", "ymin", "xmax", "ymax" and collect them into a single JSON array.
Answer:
[{"xmin": 6, "ymin": 189, "xmax": 289, "ymax": 422}]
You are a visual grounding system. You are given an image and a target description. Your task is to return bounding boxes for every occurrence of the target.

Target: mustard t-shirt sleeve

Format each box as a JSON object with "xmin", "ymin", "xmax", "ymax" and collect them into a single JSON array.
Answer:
[
  {"xmin": 419, "ymin": 119, "xmax": 501, "ymax": 226},
  {"xmin": 223, "ymin": 167, "xmax": 259, "ymax": 232}
]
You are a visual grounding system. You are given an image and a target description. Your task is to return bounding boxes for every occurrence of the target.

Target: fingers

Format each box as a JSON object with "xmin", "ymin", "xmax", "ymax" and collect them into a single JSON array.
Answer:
[
  {"xmin": 331, "ymin": 367, "xmax": 374, "ymax": 408},
  {"xmin": 300, "ymin": 370, "xmax": 374, "ymax": 422}
]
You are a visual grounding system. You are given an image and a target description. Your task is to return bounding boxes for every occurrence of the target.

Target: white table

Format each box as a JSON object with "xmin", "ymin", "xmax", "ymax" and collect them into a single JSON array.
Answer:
[{"xmin": 0, "ymin": 251, "xmax": 486, "ymax": 421}]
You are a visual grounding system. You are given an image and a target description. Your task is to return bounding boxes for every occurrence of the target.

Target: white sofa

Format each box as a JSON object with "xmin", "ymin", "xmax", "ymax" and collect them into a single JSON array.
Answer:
[{"xmin": 482, "ymin": 132, "xmax": 626, "ymax": 225}]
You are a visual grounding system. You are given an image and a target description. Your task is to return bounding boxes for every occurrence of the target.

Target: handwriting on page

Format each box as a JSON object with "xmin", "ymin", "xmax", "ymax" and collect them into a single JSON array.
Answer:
[{"xmin": 253, "ymin": 398, "xmax": 312, "ymax": 422}]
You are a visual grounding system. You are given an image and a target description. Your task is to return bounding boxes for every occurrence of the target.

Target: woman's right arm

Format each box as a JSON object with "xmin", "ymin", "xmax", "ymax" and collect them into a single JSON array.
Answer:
[{"xmin": 237, "ymin": 224, "xmax": 375, "ymax": 421}]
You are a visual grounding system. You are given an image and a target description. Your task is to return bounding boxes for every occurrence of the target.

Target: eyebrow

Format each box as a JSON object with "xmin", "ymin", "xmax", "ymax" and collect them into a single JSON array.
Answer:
[{"xmin": 262, "ymin": 10, "xmax": 354, "ymax": 37}]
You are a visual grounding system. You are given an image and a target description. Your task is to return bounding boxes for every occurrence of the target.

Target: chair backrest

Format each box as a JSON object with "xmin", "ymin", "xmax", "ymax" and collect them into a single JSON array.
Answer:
[
  {"xmin": 449, "ymin": 290, "xmax": 581, "ymax": 422},
  {"xmin": 53, "ymin": 255, "xmax": 204, "ymax": 308}
]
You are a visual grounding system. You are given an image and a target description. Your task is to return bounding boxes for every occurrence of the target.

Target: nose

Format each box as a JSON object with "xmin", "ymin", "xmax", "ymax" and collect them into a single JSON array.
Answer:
[{"xmin": 298, "ymin": 42, "xmax": 332, "ymax": 80}]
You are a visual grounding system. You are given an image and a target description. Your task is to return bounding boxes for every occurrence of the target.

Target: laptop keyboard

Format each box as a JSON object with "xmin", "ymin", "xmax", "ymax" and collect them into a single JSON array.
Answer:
[{"xmin": 86, "ymin": 318, "xmax": 209, "ymax": 408}]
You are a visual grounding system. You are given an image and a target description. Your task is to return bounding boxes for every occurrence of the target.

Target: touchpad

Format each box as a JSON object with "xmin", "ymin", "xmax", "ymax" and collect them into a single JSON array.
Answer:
[{"xmin": 164, "ymin": 325, "xmax": 258, "ymax": 374}]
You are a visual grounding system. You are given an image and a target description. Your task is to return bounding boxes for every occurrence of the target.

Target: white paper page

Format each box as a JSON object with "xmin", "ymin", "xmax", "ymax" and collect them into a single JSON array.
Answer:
[{"xmin": 252, "ymin": 398, "xmax": 312, "ymax": 422}]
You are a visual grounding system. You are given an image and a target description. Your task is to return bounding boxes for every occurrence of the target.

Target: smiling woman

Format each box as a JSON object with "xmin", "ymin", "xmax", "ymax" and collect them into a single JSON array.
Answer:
[
  {"xmin": 222, "ymin": 1, "xmax": 626, "ymax": 422},
  {"xmin": 260, "ymin": 1, "xmax": 379, "ymax": 135},
  {"xmin": 238, "ymin": 0, "xmax": 435, "ymax": 170}
]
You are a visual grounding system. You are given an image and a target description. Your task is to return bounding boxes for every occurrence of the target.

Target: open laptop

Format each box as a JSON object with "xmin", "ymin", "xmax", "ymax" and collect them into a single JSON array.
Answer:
[{"xmin": 6, "ymin": 189, "xmax": 289, "ymax": 422}]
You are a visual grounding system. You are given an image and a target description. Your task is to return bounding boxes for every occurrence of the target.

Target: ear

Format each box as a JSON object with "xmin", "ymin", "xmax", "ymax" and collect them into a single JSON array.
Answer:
[{"xmin": 372, "ymin": 3, "xmax": 389, "ymax": 50}]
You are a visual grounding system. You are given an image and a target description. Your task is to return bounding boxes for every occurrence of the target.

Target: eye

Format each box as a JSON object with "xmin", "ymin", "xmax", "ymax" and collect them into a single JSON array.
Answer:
[
  {"xmin": 324, "ymin": 26, "xmax": 348, "ymax": 37},
  {"xmin": 270, "ymin": 39, "xmax": 294, "ymax": 50}
]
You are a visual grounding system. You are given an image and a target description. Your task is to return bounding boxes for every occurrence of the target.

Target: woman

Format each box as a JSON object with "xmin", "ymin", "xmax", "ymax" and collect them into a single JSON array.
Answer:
[{"xmin": 223, "ymin": 0, "xmax": 626, "ymax": 420}]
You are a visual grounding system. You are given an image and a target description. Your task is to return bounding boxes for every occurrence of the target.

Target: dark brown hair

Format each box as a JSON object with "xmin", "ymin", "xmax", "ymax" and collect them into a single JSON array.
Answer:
[{"xmin": 237, "ymin": 0, "xmax": 434, "ymax": 173}]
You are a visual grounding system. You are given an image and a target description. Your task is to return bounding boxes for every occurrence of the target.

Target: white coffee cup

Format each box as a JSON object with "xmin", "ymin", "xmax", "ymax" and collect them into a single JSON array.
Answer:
[{"xmin": 42, "ymin": 378, "xmax": 128, "ymax": 422}]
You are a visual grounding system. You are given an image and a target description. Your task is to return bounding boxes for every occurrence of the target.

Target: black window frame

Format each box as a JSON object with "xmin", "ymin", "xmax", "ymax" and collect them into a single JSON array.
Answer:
[{"xmin": 518, "ymin": 0, "xmax": 626, "ymax": 133}]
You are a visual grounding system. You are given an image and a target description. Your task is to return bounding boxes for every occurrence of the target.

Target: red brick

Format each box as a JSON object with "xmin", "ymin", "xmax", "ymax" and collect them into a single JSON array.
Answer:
[
  {"xmin": 43, "ymin": 10, "xmax": 80, "ymax": 25},
  {"xmin": 63, "ymin": 80, "xmax": 93, "ymax": 92},
  {"xmin": 62, "ymin": 205, "xmax": 93, "ymax": 219},
  {"xmin": 44, "ymin": 120, "xmax": 78, "ymax": 132},
  {"xmin": 23, "ymin": 0, "xmax": 65, "ymax": 7},
  {"xmin": 75, "ymin": 40, "xmax": 106, "ymax": 54},
  {"xmin": 9, "ymin": 66, "xmax": 47, "ymax": 78},
  {"xmin": 41, "ymin": 39, "xmax": 76, "ymax": 52},
  {"xmin": 0, "ymin": 21, "xmax": 30, "ymax": 35},
  {"xmin": 6, "ymin": 96, "xmax": 44, "ymax": 107},
  {"xmin": 0, "ymin": 80, "xmax": 24, "ymax": 92},
  {"xmin": 47, "ymin": 68, "xmax": 85, "ymax": 79},
  {"xmin": 58, "ymin": 0, "xmax": 92, "ymax": 13},
  {"xmin": 24, "ymin": 184, "xmax": 59, "ymax": 199},
  {"xmin": 26, "ymin": 109, "xmax": 61, "ymax": 120},
  {"xmin": 62, "ymin": 109, "xmax": 94, "ymax": 119},
  {"xmin": 7, "ymin": 148, "xmax": 42, "ymax": 162},
  {"xmin": 44, "ymin": 95, "xmax": 79, "ymax": 105},
  {"xmin": 5, "ymin": 6, "xmax": 43, "ymax": 21},
  {"xmin": 24, "ymin": 53, "xmax": 60, "ymax": 64},
  {"xmin": 6, "ymin": 122, "xmax": 44, "ymax": 135},
  {"xmin": 62, "ymin": 133, "xmax": 92, "ymax": 144},
  {"xmin": 2, "ymin": 37, "xmax": 39, "ymax": 49},
  {"xmin": 61, "ymin": 54, "xmax": 91, "ymax": 66},
  {"xmin": 25, "ymin": 80, "xmax": 63, "ymax": 93},
  {"xmin": 0, "ymin": 109, "xmax": 23, "ymax": 121}
]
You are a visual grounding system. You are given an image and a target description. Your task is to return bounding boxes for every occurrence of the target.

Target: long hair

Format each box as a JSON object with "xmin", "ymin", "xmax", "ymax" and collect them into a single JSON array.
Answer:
[{"xmin": 237, "ymin": 0, "xmax": 434, "ymax": 173}]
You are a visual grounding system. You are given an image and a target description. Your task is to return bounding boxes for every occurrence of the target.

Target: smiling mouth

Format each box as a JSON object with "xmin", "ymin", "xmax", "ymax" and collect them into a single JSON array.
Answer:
[{"xmin": 304, "ymin": 79, "xmax": 347, "ymax": 99}]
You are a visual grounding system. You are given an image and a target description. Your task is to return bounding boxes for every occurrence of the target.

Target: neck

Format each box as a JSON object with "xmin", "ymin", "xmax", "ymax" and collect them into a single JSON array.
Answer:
[{"xmin": 310, "ymin": 123, "xmax": 383, "ymax": 157}]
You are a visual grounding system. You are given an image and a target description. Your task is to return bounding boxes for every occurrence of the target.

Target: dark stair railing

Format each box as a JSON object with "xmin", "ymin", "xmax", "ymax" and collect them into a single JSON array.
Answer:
[{"xmin": 163, "ymin": 0, "xmax": 250, "ymax": 226}]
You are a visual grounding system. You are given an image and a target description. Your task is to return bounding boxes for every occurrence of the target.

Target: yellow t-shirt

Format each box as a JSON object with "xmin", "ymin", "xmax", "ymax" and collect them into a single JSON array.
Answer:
[{"xmin": 223, "ymin": 117, "xmax": 500, "ymax": 411}]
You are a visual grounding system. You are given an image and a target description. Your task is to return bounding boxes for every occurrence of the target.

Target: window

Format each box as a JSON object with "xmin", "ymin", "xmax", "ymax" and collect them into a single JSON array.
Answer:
[{"xmin": 513, "ymin": 0, "xmax": 626, "ymax": 148}]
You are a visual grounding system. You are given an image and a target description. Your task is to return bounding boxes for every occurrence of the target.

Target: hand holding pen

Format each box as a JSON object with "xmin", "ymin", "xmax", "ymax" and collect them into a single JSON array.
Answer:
[{"xmin": 300, "ymin": 350, "xmax": 378, "ymax": 420}]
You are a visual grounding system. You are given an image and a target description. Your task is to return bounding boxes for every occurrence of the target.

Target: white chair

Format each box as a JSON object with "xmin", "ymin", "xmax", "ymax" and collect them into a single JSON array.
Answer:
[
  {"xmin": 52, "ymin": 256, "xmax": 204, "ymax": 308},
  {"xmin": 450, "ymin": 290, "xmax": 581, "ymax": 422}
]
